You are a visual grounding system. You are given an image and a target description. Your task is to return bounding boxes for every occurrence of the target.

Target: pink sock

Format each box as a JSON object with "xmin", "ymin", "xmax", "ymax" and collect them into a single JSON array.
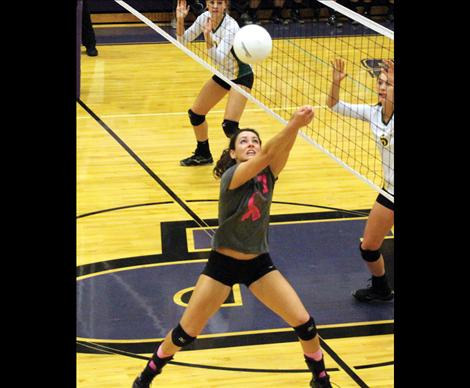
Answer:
[
  {"xmin": 148, "ymin": 360, "xmax": 157, "ymax": 371},
  {"xmin": 157, "ymin": 344, "xmax": 173, "ymax": 359},
  {"xmin": 305, "ymin": 349, "xmax": 323, "ymax": 361},
  {"xmin": 148, "ymin": 345, "xmax": 173, "ymax": 371},
  {"xmin": 305, "ymin": 350, "xmax": 327, "ymax": 378}
]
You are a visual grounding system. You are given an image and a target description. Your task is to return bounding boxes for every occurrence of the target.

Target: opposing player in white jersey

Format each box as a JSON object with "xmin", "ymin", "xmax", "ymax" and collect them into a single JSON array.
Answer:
[
  {"xmin": 327, "ymin": 58, "xmax": 394, "ymax": 302},
  {"xmin": 176, "ymin": 0, "xmax": 254, "ymax": 166}
]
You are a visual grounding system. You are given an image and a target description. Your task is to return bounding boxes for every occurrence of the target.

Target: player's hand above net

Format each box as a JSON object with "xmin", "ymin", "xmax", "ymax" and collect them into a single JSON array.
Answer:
[
  {"xmin": 176, "ymin": 0, "xmax": 190, "ymax": 19},
  {"xmin": 331, "ymin": 58, "xmax": 347, "ymax": 85},
  {"xmin": 381, "ymin": 60, "xmax": 394, "ymax": 87},
  {"xmin": 290, "ymin": 105, "xmax": 314, "ymax": 128}
]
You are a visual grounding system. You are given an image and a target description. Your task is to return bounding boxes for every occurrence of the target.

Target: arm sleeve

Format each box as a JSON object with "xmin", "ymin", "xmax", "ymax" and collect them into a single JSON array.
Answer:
[
  {"xmin": 177, "ymin": 14, "xmax": 205, "ymax": 45},
  {"xmin": 207, "ymin": 21, "xmax": 238, "ymax": 65},
  {"xmin": 331, "ymin": 100, "xmax": 373, "ymax": 123}
]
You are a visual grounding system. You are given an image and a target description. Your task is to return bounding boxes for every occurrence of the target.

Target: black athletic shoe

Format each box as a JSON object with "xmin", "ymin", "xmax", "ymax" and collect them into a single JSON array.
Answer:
[
  {"xmin": 132, "ymin": 375, "xmax": 149, "ymax": 388},
  {"xmin": 352, "ymin": 280, "xmax": 394, "ymax": 302},
  {"xmin": 179, "ymin": 153, "xmax": 213, "ymax": 166},
  {"xmin": 310, "ymin": 375, "xmax": 332, "ymax": 388},
  {"xmin": 86, "ymin": 46, "xmax": 98, "ymax": 56}
]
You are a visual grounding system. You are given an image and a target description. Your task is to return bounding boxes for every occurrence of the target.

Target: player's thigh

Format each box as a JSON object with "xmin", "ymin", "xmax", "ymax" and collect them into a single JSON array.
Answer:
[
  {"xmin": 249, "ymin": 270, "xmax": 310, "ymax": 327},
  {"xmin": 179, "ymin": 274, "xmax": 231, "ymax": 335},
  {"xmin": 191, "ymin": 79, "xmax": 228, "ymax": 115},
  {"xmin": 362, "ymin": 201, "xmax": 394, "ymax": 250},
  {"xmin": 224, "ymin": 85, "xmax": 250, "ymax": 122}
]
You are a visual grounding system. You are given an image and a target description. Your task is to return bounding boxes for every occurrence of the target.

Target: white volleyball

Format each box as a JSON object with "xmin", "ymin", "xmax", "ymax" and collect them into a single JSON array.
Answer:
[{"xmin": 233, "ymin": 24, "xmax": 273, "ymax": 64}]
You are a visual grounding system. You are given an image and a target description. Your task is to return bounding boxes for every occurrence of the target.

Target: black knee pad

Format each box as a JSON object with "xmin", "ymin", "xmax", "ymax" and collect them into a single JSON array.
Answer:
[
  {"xmin": 171, "ymin": 323, "xmax": 196, "ymax": 347},
  {"xmin": 222, "ymin": 119, "xmax": 239, "ymax": 138},
  {"xmin": 188, "ymin": 109, "xmax": 206, "ymax": 126},
  {"xmin": 359, "ymin": 243, "xmax": 381, "ymax": 262},
  {"xmin": 293, "ymin": 316, "xmax": 317, "ymax": 341}
]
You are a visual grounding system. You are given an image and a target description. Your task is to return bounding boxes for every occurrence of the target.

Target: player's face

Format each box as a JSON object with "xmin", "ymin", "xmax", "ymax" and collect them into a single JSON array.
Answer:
[
  {"xmin": 207, "ymin": 0, "xmax": 227, "ymax": 15},
  {"xmin": 231, "ymin": 131, "xmax": 262, "ymax": 162},
  {"xmin": 377, "ymin": 72, "xmax": 388, "ymax": 104}
]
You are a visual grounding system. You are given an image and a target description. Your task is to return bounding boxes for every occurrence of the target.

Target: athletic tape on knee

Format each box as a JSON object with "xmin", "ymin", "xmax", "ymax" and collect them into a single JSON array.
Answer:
[
  {"xmin": 171, "ymin": 323, "xmax": 196, "ymax": 347},
  {"xmin": 188, "ymin": 109, "xmax": 206, "ymax": 126},
  {"xmin": 222, "ymin": 119, "xmax": 239, "ymax": 138},
  {"xmin": 359, "ymin": 243, "xmax": 381, "ymax": 262},
  {"xmin": 294, "ymin": 316, "xmax": 317, "ymax": 341}
]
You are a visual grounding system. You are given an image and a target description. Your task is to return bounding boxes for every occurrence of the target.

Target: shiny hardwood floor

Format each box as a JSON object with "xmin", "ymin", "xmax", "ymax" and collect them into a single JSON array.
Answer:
[
  {"xmin": 77, "ymin": 334, "xmax": 393, "ymax": 387},
  {"xmin": 77, "ymin": 35, "xmax": 393, "ymax": 387}
]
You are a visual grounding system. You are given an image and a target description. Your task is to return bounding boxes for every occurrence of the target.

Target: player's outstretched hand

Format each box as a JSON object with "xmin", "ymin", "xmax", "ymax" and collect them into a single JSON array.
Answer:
[
  {"xmin": 176, "ymin": 0, "xmax": 190, "ymax": 19},
  {"xmin": 331, "ymin": 58, "xmax": 347, "ymax": 84},
  {"xmin": 382, "ymin": 59, "xmax": 394, "ymax": 87},
  {"xmin": 290, "ymin": 105, "xmax": 314, "ymax": 128},
  {"xmin": 203, "ymin": 17, "xmax": 212, "ymax": 36}
]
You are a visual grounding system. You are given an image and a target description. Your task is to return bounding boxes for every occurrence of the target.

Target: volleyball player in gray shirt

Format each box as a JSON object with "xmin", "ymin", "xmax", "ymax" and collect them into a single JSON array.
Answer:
[{"xmin": 132, "ymin": 106, "xmax": 333, "ymax": 388}]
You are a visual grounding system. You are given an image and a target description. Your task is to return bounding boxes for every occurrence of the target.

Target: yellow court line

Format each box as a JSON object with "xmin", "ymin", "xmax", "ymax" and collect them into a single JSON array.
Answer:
[
  {"xmin": 186, "ymin": 227, "xmax": 215, "ymax": 253},
  {"xmin": 359, "ymin": 233, "xmax": 394, "ymax": 242},
  {"xmin": 94, "ymin": 23, "xmax": 152, "ymax": 28},
  {"xmin": 258, "ymin": 217, "xmax": 369, "ymax": 226},
  {"xmin": 185, "ymin": 217, "xmax": 371, "ymax": 251},
  {"xmin": 77, "ymin": 319, "xmax": 393, "ymax": 344},
  {"xmin": 187, "ymin": 217, "xmax": 369, "ymax": 233},
  {"xmin": 77, "ymin": 258, "xmax": 208, "ymax": 281},
  {"xmin": 78, "ymin": 217, "xmax": 392, "ymax": 279},
  {"xmin": 76, "ymin": 105, "xmax": 328, "ymax": 120},
  {"xmin": 173, "ymin": 284, "xmax": 243, "ymax": 308}
]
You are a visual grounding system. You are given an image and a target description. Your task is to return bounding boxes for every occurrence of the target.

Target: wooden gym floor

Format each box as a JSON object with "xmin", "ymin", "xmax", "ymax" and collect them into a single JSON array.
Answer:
[{"xmin": 76, "ymin": 20, "xmax": 393, "ymax": 388}]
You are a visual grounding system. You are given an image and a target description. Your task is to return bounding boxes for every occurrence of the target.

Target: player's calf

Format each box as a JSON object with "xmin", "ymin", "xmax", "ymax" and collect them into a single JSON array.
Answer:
[
  {"xmin": 353, "ymin": 243, "xmax": 394, "ymax": 302},
  {"xmin": 293, "ymin": 317, "xmax": 332, "ymax": 387}
]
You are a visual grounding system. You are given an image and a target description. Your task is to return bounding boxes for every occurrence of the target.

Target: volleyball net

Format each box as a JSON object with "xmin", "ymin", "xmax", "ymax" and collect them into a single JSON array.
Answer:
[{"xmin": 114, "ymin": 0, "xmax": 394, "ymax": 201}]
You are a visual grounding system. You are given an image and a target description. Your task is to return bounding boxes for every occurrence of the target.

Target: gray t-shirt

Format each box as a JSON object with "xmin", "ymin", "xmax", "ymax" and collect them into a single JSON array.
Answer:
[{"xmin": 212, "ymin": 164, "xmax": 275, "ymax": 254}]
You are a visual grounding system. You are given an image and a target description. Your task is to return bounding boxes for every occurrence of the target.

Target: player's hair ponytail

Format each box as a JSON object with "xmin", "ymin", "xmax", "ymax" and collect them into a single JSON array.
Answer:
[{"xmin": 213, "ymin": 128, "xmax": 261, "ymax": 179}]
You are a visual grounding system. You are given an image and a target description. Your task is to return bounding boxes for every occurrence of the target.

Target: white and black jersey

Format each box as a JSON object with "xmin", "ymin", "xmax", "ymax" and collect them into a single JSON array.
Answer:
[
  {"xmin": 332, "ymin": 101, "xmax": 394, "ymax": 196},
  {"xmin": 177, "ymin": 11, "xmax": 252, "ymax": 81}
]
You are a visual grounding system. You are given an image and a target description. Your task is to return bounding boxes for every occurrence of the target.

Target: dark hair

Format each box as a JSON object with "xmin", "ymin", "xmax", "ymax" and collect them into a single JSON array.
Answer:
[{"xmin": 213, "ymin": 128, "xmax": 261, "ymax": 179}]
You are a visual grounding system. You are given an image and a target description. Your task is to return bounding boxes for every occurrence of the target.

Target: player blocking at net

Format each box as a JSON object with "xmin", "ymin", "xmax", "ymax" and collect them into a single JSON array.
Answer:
[
  {"xmin": 326, "ymin": 58, "xmax": 394, "ymax": 303},
  {"xmin": 176, "ymin": 0, "xmax": 254, "ymax": 166},
  {"xmin": 132, "ymin": 105, "xmax": 333, "ymax": 388}
]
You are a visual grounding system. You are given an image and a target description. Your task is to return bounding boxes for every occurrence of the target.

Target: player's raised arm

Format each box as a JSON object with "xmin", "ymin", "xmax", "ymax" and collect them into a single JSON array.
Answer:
[
  {"xmin": 228, "ymin": 105, "xmax": 314, "ymax": 189},
  {"xmin": 326, "ymin": 58, "xmax": 347, "ymax": 109},
  {"xmin": 176, "ymin": 0, "xmax": 190, "ymax": 38},
  {"xmin": 381, "ymin": 60, "xmax": 394, "ymax": 121}
]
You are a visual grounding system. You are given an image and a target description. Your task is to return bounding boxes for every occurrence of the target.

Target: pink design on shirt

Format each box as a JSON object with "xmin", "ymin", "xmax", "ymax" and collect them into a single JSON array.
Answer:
[
  {"xmin": 241, "ymin": 174, "xmax": 268, "ymax": 222},
  {"xmin": 257, "ymin": 174, "xmax": 268, "ymax": 193},
  {"xmin": 241, "ymin": 193, "xmax": 261, "ymax": 221}
]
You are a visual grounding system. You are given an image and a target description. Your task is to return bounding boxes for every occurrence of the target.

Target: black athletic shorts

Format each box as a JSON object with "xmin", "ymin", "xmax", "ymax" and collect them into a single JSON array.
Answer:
[
  {"xmin": 202, "ymin": 250, "xmax": 277, "ymax": 287},
  {"xmin": 212, "ymin": 72, "xmax": 254, "ymax": 91},
  {"xmin": 376, "ymin": 191, "xmax": 394, "ymax": 211}
]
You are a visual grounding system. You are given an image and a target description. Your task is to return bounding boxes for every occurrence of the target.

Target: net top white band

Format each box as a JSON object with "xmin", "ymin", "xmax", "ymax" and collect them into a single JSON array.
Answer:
[
  {"xmin": 317, "ymin": 0, "xmax": 394, "ymax": 40},
  {"xmin": 114, "ymin": 0, "xmax": 286, "ymax": 125},
  {"xmin": 113, "ymin": 0, "xmax": 394, "ymax": 203}
]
